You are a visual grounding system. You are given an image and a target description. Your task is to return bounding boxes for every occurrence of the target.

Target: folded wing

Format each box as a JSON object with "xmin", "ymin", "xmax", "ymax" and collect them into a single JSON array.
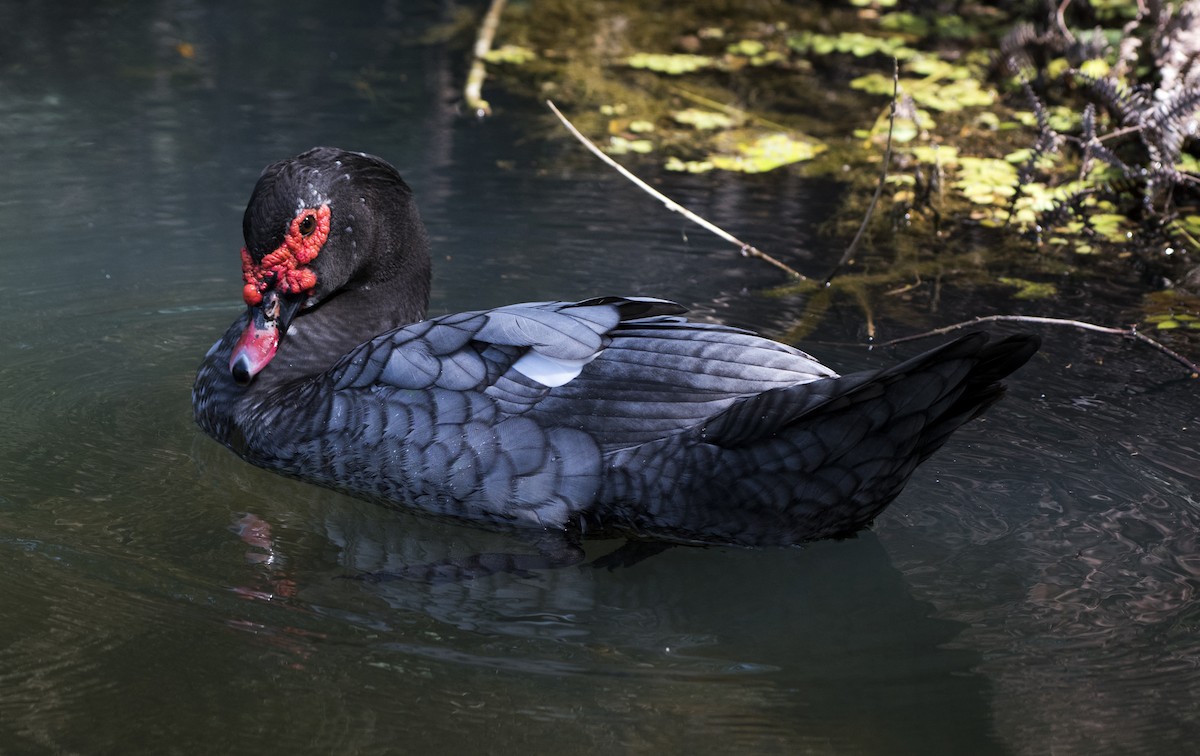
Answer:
[{"xmin": 329, "ymin": 297, "xmax": 838, "ymax": 452}]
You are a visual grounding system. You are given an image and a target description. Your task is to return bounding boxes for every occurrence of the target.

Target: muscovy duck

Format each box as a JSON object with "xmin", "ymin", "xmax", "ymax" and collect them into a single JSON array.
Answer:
[{"xmin": 193, "ymin": 147, "xmax": 1039, "ymax": 547}]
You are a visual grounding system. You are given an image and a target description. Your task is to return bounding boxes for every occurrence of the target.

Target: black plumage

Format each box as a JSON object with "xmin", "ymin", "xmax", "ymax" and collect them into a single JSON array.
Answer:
[{"xmin": 193, "ymin": 147, "xmax": 1039, "ymax": 547}]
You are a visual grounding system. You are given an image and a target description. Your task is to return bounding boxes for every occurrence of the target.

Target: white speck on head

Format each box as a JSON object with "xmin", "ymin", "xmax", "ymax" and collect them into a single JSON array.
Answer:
[
  {"xmin": 297, "ymin": 192, "xmax": 331, "ymax": 210},
  {"xmin": 335, "ymin": 160, "xmax": 342, "ymax": 167}
]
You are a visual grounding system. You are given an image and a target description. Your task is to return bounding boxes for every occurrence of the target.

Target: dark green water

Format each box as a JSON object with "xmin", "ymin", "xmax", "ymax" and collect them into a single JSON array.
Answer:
[{"xmin": 1, "ymin": 2, "xmax": 1198, "ymax": 754}]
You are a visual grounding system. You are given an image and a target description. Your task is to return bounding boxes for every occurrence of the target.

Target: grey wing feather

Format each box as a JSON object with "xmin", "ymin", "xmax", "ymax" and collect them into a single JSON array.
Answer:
[
  {"xmin": 528, "ymin": 321, "xmax": 838, "ymax": 451},
  {"xmin": 332, "ymin": 299, "xmax": 681, "ymax": 393}
]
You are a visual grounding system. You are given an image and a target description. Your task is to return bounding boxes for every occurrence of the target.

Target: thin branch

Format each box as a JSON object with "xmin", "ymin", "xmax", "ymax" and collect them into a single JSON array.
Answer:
[
  {"xmin": 873, "ymin": 314, "xmax": 1199, "ymax": 376},
  {"xmin": 1054, "ymin": 0, "xmax": 1076, "ymax": 43},
  {"xmin": 546, "ymin": 99, "xmax": 806, "ymax": 280},
  {"xmin": 824, "ymin": 59, "xmax": 900, "ymax": 285},
  {"xmin": 464, "ymin": 0, "xmax": 508, "ymax": 117},
  {"xmin": 883, "ymin": 274, "xmax": 922, "ymax": 296},
  {"xmin": 1095, "ymin": 124, "xmax": 1143, "ymax": 143}
]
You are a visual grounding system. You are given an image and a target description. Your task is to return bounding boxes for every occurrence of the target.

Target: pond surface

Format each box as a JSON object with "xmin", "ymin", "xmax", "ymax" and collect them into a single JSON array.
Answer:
[{"xmin": 1, "ymin": 2, "xmax": 1198, "ymax": 754}]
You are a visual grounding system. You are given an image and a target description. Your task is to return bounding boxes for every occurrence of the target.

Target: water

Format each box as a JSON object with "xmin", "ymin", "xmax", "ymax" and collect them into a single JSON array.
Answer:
[{"xmin": 1, "ymin": 2, "xmax": 1198, "ymax": 754}]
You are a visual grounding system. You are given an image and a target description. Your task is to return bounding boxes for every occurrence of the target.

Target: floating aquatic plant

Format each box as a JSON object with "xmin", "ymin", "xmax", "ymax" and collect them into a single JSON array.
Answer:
[
  {"xmin": 606, "ymin": 136, "xmax": 653, "ymax": 155},
  {"xmin": 672, "ymin": 108, "xmax": 737, "ymax": 130},
  {"xmin": 483, "ymin": 44, "xmax": 538, "ymax": 64},
  {"xmin": 998, "ymin": 276, "xmax": 1058, "ymax": 300},
  {"xmin": 788, "ymin": 31, "xmax": 914, "ymax": 59},
  {"xmin": 664, "ymin": 157, "xmax": 715, "ymax": 173},
  {"xmin": 727, "ymin": 39, "xmax": 765, "ymax": 57},
  {"xmin": 709, "ymin": 132, "xmax": 826, "ymax": 173},
  {"xmin": 851, "ymin": 63, "xmax": 995, "ymax": 113},
  {"xmin": 625, "ymin": 53, "xmax": 713, "ymax": 74}
]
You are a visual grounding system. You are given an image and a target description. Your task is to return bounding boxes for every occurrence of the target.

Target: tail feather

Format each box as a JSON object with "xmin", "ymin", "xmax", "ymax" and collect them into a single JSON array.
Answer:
[
  {"xmin": 910, "ymin": 333, "xmax": 1041, "ymax": 463},
  {"xmin": 604, "ymin": 331, "xmax": 1036, "ymax": 544},
  {"xmin": 704, "ymin": 332, "xmax": 1039, "ymax": 453},
  {"xmin": 660, "ymin": 332, "xmax": 1040, "ymax": 545}
]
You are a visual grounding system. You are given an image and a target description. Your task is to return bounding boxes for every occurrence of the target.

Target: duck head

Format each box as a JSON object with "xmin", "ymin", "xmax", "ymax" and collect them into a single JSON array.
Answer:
[{"xmin": 229, "ymin": 147, "xmax": 430, "ymax": 385}]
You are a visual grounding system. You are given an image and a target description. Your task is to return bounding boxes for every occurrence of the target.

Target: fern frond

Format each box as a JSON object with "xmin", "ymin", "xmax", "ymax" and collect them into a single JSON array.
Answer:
[
  {"xmin": 1072, "ymin": 72, "xmax": 1152, "ymax": 126},
  {"xmin": 1143, "ymin": 84, "xmax": 1200, "ymax": 163}
]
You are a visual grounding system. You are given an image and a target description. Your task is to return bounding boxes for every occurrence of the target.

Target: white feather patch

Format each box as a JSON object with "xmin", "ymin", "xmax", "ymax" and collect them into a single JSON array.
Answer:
[{"xmin": 511, "ymin": 351, "xmax": 597, "ymax": 387}]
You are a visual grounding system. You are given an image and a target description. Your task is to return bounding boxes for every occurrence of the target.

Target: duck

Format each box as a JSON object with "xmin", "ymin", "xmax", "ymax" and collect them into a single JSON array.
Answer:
[{"xmin": 193, "ymin": 146, "xmax": 1039, "ymax": 548}]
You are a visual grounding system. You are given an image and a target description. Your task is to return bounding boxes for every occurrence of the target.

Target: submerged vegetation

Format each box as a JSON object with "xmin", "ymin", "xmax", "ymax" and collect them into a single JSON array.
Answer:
[{"xmin": 467, "ymin": 0, "xmax": 1200, "ymax": 359}]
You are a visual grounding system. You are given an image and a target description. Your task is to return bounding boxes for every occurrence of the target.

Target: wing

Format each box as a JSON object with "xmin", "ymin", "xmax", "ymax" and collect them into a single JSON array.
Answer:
[
  {"xmin": 329, "ymin": 296, "xmax": 837, "ymax": 452},
  {"xmin": 526, "ymin": 319, "xmax": 838, "ymax": 450},
  {"xmin": 328, "ymin": 296, "xmax": 689, "ymax": 393}
]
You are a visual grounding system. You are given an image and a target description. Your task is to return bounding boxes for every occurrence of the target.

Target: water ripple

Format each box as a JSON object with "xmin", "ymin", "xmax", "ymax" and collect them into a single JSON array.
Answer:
[{"xmin": 878, "ymin": 363, "xmax": 1200, "ymax": 755}]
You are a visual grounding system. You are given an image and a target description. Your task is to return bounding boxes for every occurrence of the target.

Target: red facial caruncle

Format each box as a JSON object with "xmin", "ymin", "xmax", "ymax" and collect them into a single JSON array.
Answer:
[{"xmin": 241, "ymin": 204, "xmax": 332, "ymax": 306}]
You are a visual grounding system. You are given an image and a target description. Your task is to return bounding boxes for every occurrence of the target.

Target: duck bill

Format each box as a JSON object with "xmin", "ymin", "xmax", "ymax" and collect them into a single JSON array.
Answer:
[{"xmin": 229, "ymin": 290, "xmax": 303, "ymax": 385}]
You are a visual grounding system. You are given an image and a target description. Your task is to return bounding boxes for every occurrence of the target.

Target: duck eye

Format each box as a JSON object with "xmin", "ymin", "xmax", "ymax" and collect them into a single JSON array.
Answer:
[{"xmin": 298, "ymin": 214, "xmax": 317, "ymax": 237}]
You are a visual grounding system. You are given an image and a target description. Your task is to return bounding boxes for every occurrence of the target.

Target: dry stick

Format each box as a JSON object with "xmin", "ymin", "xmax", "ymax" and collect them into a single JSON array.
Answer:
[
  {"xmin": 464, "ymin": 0, "xmax": 508, "ymax": 117},
  {"xmin": 824, "ymin": 59, "xmax": 900, "ymax": 285},
  {"xmin": 546, "ymin": 100, "xmax": 807, "ymax": 280},
  {"xmin": 875, "ymin": 314, "xmax": 1200, "ymax": 376},
  {"xmin": 1054, "ymin": 0, "xmax": 1077, "ymax": 43}
]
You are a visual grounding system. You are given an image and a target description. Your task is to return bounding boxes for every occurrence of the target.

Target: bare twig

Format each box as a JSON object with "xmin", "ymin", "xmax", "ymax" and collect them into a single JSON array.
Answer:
[
  {"xmin": 1054, "ymin": 0, "xmax": 1076, "ymax": 43},
  {"xmin": 464, "ymin": 0, "xmax": 508, "ymax": 117},
  {"xmin": 824, "ymin": 59, "xmax": 900, "ymax": 285},
  {"xmin": 874, "ymin": 314, "xmax": 1199, "ymax": 376},
  {"xmin": 546, "ymin": 99, "xmax": 806, "ymax": 280},
  {"xmin": 883, "ymin": 274, "xmax": 923, "ymax": 296}
]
